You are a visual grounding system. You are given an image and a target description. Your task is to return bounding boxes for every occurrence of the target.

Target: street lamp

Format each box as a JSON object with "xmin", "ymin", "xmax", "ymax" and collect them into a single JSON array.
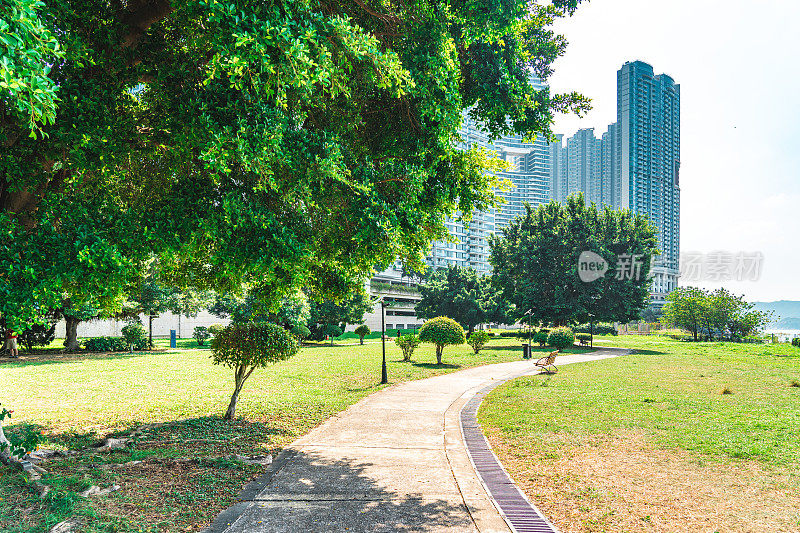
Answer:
[
  {"xmin": 523, "ymin": 309, "xmax": 532, "ymax": 359},
  {"xmin": 589, "ymin": 294, "xmax": 601, "ymax": 348},
  {"xmin": 379, "ymin": 298, "xmax": 389, "ymax": 384}
]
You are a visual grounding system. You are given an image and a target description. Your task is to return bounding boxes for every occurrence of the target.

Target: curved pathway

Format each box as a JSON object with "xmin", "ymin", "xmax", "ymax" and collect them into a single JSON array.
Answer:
[{"xmin": 206, "ymin": 348, "xmax": 629, "ymax": 533}]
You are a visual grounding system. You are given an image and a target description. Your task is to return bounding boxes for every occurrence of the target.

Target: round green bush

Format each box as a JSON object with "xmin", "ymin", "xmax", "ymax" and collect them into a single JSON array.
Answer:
[
  {"xmin": 193, "ymin": 326, "xmax": 211, "ymax": 346},
  {"xmin": 121, "ymin": 323, "xmax": 148, "ymax": 352},
  {"xmin": 533, "ymin": 330, "xmax": 548, "ymax": 346},
  {"xmin": 467, "ymin": 330, "xmax": 490, "ymax": 354},
  {"xmin": 211, "ymin": 323, "xmax": 299, "ymax": 419},
  {"xmin": 418, "ymin": 316, "xmax": 466, "ymax": 365},
  {"xmin": 208, "ymin": 324, "xmax": 225, "ymax": 336},
  {"xmin": 547, "ymin": 327, "xmax": 575, "ymax": 350},
  {"xmin": 290, "ymin": 324, "xmax": 311, "ymax": 340},
  {"xmin": 354, "ymin": 324, "xmax": 371, "ymax": 344},
  {"xmin": 395, "ymin": 333, "xmax": 421, "ymax": 361}
]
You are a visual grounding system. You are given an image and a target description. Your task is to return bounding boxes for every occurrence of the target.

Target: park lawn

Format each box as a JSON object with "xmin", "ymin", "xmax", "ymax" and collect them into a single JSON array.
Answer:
[
  {"xmin": 0, "ymin": 336, "xmax": 577, "ymax": 532},
  {"xmin": 478, "ymin": 335, "xmax": 800, "ymax": 532}
]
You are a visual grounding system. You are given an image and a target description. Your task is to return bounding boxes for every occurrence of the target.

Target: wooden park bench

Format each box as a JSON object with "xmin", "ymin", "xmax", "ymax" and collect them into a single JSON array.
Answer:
[{"xmin": 535, "ymin": 350, "xmax": 559, "ymax": 374}]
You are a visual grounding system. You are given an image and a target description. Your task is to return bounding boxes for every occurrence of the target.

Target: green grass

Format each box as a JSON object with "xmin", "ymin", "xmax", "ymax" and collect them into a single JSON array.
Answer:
[
  {"xmin": 481, "ymin": 335, "xmax": 800, "ymax": 464},
  {"xmin": 0, "ymin": 336, "xmax": 569, "ymax": 532},
  {"xmin": 478, "ymin": 335, "xmax": 800, "ymax": 530}
]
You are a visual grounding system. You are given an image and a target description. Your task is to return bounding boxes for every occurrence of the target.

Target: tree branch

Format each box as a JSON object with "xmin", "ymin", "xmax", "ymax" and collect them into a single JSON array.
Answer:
[{"xmin": 120, "ymin": 0, "xmax": 174, "ymax": 49}]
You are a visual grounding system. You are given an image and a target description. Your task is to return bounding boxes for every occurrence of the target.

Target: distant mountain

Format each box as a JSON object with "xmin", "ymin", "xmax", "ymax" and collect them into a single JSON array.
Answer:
[
  {"xmin": 772, "ymin": 317, "xmax": 800, "ymax": 330},
  {"xmin": 752, "ymin": 300, "xmax": 800, "ymax": 327}
]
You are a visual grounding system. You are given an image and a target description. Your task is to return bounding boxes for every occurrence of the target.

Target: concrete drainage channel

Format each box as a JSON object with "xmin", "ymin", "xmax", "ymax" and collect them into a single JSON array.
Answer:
[{"xmin": 460, "ymin": 378, "xmax": 559, "ymax": 533}]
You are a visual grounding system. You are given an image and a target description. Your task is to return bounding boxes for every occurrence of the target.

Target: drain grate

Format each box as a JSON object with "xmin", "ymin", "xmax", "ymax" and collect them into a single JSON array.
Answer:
[{"xmin": 460, "ymin": 380, "xmax": 558, "ymax": 533}]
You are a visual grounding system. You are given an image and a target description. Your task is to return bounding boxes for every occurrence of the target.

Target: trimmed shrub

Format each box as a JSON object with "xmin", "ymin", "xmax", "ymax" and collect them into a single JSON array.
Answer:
[
  {"xmin": 395, "ymin": 334, "xmax": 421, "ymax": 362},
  {"xmin": 208, "ymin": 324, "xmax": 225, "ymax": 336},
  {"xmin": 121, "ymin": 323, "xmax": 148, "ymax": 352},
  {"xmin": 575, "ymin": 333, "xmax": 591, "ymax": 345},
  {"xmin": 574, "ymin": 324, "xmax": 617, "ymax": 336},
  {"xmin": 83, "ymin": 336, "xmax": 128, "ymax": 352},
  {"xmin": 533, "ymin": 330, "xmax": 548, "ymax": 346},
  {"xmin": 193, "ymin": 326, "xmax": 211, "ymax": 346},
  {"xmin": 418, "ymin": 316, "xmax": 466, "ymax": 365},
  {"xmin": 547, "ymin": 327, "xmax": 575, "ymax": 350},
  {"xmin": 792, "ymin": 337, "xmax": 800, "ymax": 348},
  {"xmin": 354, "ymin": 324, "xmax": 371, "ymax": 345},
  {"xmin": 324, "ymin": 324, "xmax": 343, "ymax": 346},
  {"xmin": 211, "ymin": 323, "xmax": 299, "ymax": 420},
  {"xmin": 290, "ymin": 324, "xmax": 311, "ymax": 340},
  {"xmin": 467, "ymin": 330, "xmax": 490, "ymax": 354}
]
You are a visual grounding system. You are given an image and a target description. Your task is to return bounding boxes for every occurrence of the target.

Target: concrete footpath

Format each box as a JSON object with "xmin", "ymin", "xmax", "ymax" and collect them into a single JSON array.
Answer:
[{"xmin": 206, "ymin": 349, "xmax": 627, "ymax": 533}]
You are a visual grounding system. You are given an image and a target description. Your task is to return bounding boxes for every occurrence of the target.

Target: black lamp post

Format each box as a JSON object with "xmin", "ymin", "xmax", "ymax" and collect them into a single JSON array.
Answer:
[
  {"xmin": 523, "ymin": 309, "xmax": 532, "ymax": 359},
  {"xmin": 589, "ymin": 294, "xmax": 600, "ymax": 348},
  {"xmin": 379, "ymin": 299, "xmax": 388, "ymax": 384}
]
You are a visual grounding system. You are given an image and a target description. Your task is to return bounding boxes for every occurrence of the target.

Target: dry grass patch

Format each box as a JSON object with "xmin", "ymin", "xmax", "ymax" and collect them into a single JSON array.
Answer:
[{"xmin": 486, "ymin": 430, "xmax": 800, "ymax": 532}]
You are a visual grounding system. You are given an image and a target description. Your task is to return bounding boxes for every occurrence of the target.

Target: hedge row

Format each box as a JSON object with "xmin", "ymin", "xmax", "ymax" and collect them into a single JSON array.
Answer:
[{"xmin": 83, "ymin": 336, "xmax": 147, "ymax": 352}]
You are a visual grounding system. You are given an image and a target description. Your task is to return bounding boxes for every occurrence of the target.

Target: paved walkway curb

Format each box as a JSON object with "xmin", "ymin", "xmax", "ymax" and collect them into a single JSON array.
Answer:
[{"xmin": 204, "ymin": 348, "xmax": 629, "ymax": 532}]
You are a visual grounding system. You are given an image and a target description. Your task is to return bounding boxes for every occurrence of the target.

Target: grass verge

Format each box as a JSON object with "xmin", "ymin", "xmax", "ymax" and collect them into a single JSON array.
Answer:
[
  {"xmin": 478, "ymin": 335, "xmax": 800, "ymax": 532},
  {"xmin": 0, "ymin": 337, "xmax": 577, "ymax": 532}
]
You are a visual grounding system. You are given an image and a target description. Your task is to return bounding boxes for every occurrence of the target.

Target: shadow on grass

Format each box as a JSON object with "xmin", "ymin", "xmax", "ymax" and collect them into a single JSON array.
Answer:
[
  {"xmin": 410, "ymin": 362, "xmax": 461, "ymax": 370},
  {"xmin": 633, "ymin": 349, "xmax": 667, "ymax": 355},
  {"xmin": 0, "ymin": 351, "xmax": 147, "ymax": 368}
]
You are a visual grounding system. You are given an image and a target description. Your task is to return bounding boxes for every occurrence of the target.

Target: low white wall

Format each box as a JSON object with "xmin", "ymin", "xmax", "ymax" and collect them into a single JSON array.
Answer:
[{"xmin": 53, "ymin": 310, "xmax": 230, "ymax": 339}]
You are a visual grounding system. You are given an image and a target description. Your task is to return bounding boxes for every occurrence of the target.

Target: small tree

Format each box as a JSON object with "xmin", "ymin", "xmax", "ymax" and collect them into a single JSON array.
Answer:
[
  {"xmin": 193, "ymin": 326, "xmax": 211, "ymax": 346},
  {"xmin": 354, "ymin": 325, "xmax": 371, "ymax": 345},
  {"xmin": 533, "ymin": 330, "xmax": 548, "ymax": 346},
  {"xmin": 290, "ymin": 324, "xmax": 311, "ymax": 340},
  {"xmin": 547, "ymin": 327, "xmax": 575, "ymax": 350},
  {"xmin": 121, "ymin": 322, "xmax": 147, "ymax": 353},
  {"xmin": 325, "ymin": 324, "xmax": 343, "ymax": 346},
  {"xmin": 467, "ymin": 330, "xmax": 490, "ymax": 354},
  {"xmin": 208, "ymin": 324, "xmax": 225, "ymax": 336},
  {"xmin": 211, "ymin": 323, "xmax": 299, "ymax": 420},
  {"xmin": 418, "ymin": 316, "xmax": 466, "ymax": 365},
  {"xmin": 395, "ymin": 334, "xmax": 421, "ymax": 362}
]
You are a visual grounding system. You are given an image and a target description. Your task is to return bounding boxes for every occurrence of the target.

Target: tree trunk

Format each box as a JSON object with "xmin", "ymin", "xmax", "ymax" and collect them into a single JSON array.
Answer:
[
  {"xmin": 224, "ymin": 366, "xmax": 254, "ymax": 420},
  {"xmin": 436, "ymin": 345, "xmax": 442, "ymax": 365},
  {"xmin": 224, "ymin": 387, "xmax": 241, "ymax": 420},
  {"xmin": 63, "ymin": 316, "xmax": 81, "ymax": 352},
  {"xmin": 359, "ymin": 337, "xmax": 364, "ymax": 345}
]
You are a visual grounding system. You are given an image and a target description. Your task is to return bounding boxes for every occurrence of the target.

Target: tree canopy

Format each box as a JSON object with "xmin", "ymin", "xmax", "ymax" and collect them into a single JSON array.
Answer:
[
  {"xmin": 489, "ymin": 194, "xmax": 659, "ymax": 326},
  {"xmin": 415, "ymin": 264, "xmax": 507, "ymax": 334},
  {"xmin": 0, "ymin": 0, "xmax": 588, "ymax": 332},
  {"xmin": 663, "ymin": 287, "xmax": 770, "ymax": 341}
]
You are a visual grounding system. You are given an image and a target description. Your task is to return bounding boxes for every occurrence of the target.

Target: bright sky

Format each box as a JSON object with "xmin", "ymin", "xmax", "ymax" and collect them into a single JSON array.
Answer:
[{"xmin": 547, "ymin": 0, "xmax": 800, "ymax": 302}]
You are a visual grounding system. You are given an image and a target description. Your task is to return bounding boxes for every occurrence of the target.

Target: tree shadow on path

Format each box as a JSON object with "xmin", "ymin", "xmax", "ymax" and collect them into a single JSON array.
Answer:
[{"xmin": 212, "ymin": 448, "xmax": 475, "ymax": 532}]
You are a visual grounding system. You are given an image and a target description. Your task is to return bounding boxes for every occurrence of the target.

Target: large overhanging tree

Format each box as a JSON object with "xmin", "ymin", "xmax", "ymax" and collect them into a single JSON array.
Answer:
[{"xmin": 1, "ymin": 0, "xmax": 589, "ymax": 332}]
